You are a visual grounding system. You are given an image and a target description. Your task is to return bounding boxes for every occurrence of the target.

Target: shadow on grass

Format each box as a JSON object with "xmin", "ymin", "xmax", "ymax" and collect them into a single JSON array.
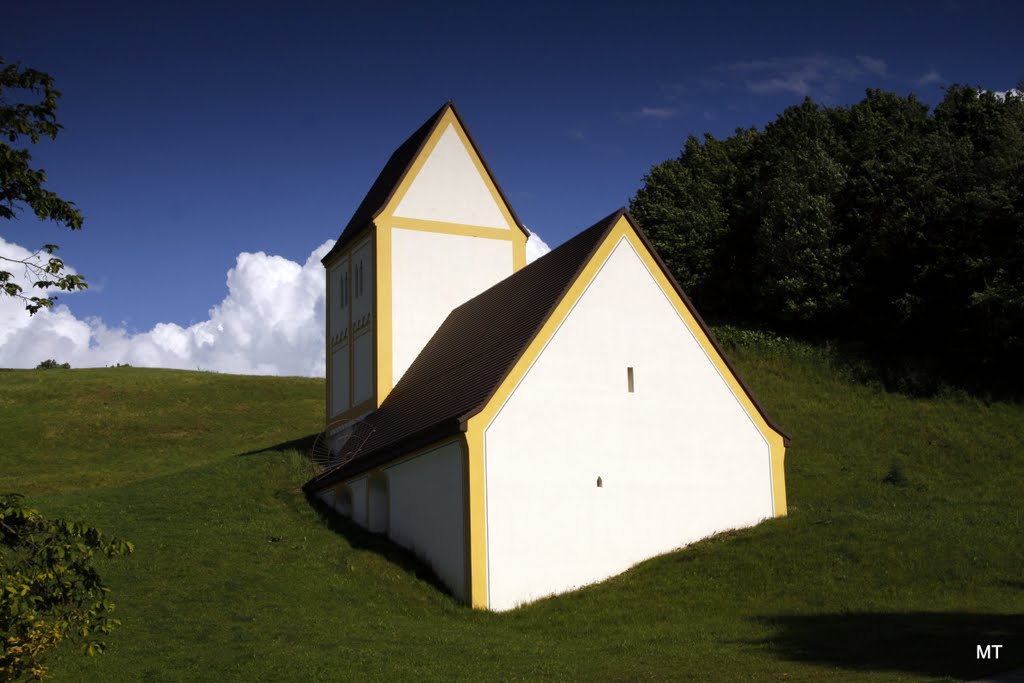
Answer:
[
  {"xmin": 753, "ymin": 612, "xmax": 1023, "ymax": 680},
  {"xmin": 238, "ymin": 434, "xmax": 457, "ymax": 602},
  {"xmin": 304, "ymin": 492, "xmax": 454, "ymax": 601},
  {"xmin": 237, "ymin": 433, "xmax": 319, "ymax": 457}
]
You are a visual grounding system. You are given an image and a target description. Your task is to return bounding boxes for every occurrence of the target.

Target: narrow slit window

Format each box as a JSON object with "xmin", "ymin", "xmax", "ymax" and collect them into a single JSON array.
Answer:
[{"xmin": 627, "ymin": 366, "xmax": 634, "ymax": 393}]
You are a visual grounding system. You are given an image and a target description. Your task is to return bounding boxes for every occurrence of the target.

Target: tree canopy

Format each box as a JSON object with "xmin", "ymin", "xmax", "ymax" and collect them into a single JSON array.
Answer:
[
  {"xmin": 0, "ymin": 57, "xmax": 87, "ymax": 314},
  {"xmin": 630, "ymin": 86, "xmax": 1024, "ymax": 395}
]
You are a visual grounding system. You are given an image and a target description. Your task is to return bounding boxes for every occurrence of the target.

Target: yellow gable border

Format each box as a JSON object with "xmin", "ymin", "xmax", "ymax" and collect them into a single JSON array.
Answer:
[
  {"xmin": 463, "ymin": 214, "xmax": 788, "ymax": 609},
  {"xmin": 380, "ymin": 110, "xmax": 522, "ymax": 234},
  {"xmin": 370, "ymin": 107, "xmax": 527, "ymax": 406}
]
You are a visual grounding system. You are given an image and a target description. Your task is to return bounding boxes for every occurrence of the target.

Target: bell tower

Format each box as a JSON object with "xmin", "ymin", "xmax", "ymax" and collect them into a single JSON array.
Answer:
[{"xmin": 322, "ymin": 102, "xmax": 529, "ymax": 431}]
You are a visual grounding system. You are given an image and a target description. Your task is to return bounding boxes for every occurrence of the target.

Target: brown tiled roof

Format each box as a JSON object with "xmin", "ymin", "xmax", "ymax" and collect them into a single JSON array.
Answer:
[
  {"xmin": 320, "ymin": 101, "xmax": 529, "ymax": 266},
  {"xmin": 305, "ymin": 209, "xmax": 622, "ymax": 492},
  {"xmin": 305, "ymin": 208, "xmax": 792, "ymax": 493}
]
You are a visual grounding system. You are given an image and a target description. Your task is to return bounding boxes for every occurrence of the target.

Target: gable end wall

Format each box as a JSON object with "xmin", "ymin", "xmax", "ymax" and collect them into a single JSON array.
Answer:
[{"xmin": 482, "ymin": 234, "xmax": 776, "ymax": 611}]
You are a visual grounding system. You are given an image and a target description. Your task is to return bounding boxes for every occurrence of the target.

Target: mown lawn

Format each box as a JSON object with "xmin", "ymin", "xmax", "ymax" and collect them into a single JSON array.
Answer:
[{"xmin": 2, "ymin": 351, "xmax": 1021, "ymax": 681}]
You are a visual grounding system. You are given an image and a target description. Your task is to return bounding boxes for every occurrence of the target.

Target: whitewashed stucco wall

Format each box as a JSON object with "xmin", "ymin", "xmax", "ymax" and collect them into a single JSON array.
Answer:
[
  {"xmin": 348, "ymin": 477, "xmax": 368, "ymax": 528},
  {"xmin": 483, "ymin": 237, "xmax": 774, "ymax": 611},
  {"xmin": 392, "ymin": 123, "xmax": 511, "ymax": 229},
  {"xmin": 328, "ymin": 258, "xmax": 350, "ymax": 417},
  {"xmin": 390, "ymin": 228, "xmax": 511, "ymax": 385},
  {"xmin": 384, "ymin": 440, "xmax": 466, "ymax": 602},
  {"xmin": 351, "ymin": 240, "xmax": 374, "ymax": 406}
]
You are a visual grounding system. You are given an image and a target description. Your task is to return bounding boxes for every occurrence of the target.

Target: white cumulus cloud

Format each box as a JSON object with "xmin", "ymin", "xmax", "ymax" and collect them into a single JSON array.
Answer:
[
  {"xmin": 525, "ymin": 231, "xmax": 551, "ymax": 263},
  {"xmin": 0, "ymin": 237, "xmax": 332, "ymax": 377},
  {"xmin": 1, "ymin": 229, "xmax": 554, "ymax": 377}
]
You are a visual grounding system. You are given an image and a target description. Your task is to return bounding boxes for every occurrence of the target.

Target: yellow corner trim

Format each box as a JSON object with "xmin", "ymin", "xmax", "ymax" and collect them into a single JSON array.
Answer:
[
  {"xmin": 375, "ymin": 225, "xmax": 393, "ymax": 403},
  {"xmin": 623, "ymin": 220, "xmax": 788, "ymax": 517},
  {"xmin": 378, "ymin": 109, "xmax": 525, "ymax": 240},
  {"xmin": 513, "ymin": 237, "xmax": 526, "ymax": 272},
  {"xmin": 462, "ymin": 429, "xmax": 488, "ymax": 608},
  {"xmin": 464, "ymin": 217, "xmax": 790, "ymax": 602}
]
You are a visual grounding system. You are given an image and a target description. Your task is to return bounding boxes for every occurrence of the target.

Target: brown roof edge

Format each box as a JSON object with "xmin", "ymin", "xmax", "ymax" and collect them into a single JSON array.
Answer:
[
  {"xmin": 619, "ymin": 211, "xmax": 793, "ymax": 446},
  {"xmin": 320, "ymin": 101, "xmax": 530, "ymax": 267},
  {"xmin": 320, "ymin": 101, "xmax": 451, "ymax": 266},
  {"xmin": 454, "ymin": 208, "xmax": 627, "ymax": 426},
  {"xmin": 454, "ymin": 207, "xmax": 790, "ymax": 446},
  {"xmin": 446, "ymin": 103, "xmax": 530, "ymax": 239},
  {"xmin": 304, "ymin": 418, "xmax": 466, "ymax": 494}
]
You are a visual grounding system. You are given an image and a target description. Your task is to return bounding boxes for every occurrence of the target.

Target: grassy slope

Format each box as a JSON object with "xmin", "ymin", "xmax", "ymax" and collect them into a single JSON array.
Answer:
[{"xmin": 2, "ymin": 354, "xmax": 1022, "ymax": 682}]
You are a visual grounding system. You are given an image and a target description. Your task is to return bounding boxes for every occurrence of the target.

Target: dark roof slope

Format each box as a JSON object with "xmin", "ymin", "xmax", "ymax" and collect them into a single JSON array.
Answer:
[
  {"xmin": 306, "ymin": 208, "xmax": 791, "ymax": 493},
  {"xmin": 321, "ymin": 101, "xmax": 528, "ymax": 265},
  {"xmin": 306, "ymin": 209, "xmax": 621, "ymax": 491}
]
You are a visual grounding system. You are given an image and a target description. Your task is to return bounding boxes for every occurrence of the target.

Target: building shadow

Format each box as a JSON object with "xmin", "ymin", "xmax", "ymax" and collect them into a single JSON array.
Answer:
[
  {"xmin": 304, "ymin": 492, "xmax": 454, "ymax": 601},
  {"xmin": 237, "ymin": 433, "xmax": 319, "ymax": 457},
  {"xmin": 237, "ymin": 434, "xmax": 456, "ymax": 602},
  {"xmin": 750, "ymin": 611, "xmax": 1023, "ymax": 680}
]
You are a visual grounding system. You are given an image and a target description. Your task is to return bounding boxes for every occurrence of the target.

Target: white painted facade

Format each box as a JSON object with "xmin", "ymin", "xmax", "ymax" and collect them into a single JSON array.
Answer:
[
  {"xmin": 393, "ymin": 123, "xmax": 511, "ymax": 229},
  {"xmin": 383, "ymin": 440, "xmax": 466, "ymax": 601},
  {"xmin": 482, "ymin": 237, "xmax": 775, "ymax": 611},
  {"xmin": 348, "ymin": 477, "xmax": 368, "ymax": 528},
  {"xmin": 351, "ymin": 240, "xmax": 374, "ymax": 407},
  {"xmin": 367, "ymin": 475, "xmax": 388, "ymax": 533},
  {"xmin": 390, "ymin": 228, "xmax": 512, "ymax": 384},
  {"xmin": 328, "ymin": 257, "xmax": 350, "ymax": 418},
  {"xmin": 327, "ymin": 237, "xmax": 374, "ymax": 418},
  {"xmin": 323, "ymin": 441, "xmax": 467, "ymax": 602}
]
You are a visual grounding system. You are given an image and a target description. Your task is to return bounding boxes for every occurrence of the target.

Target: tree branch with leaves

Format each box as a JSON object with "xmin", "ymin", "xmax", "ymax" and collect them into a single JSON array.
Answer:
[
  {"xmin": 0, "ymin": 56, "xmax": 87, "ymax": 314},
  {"xmin": 1, "ymin": 494, "xmax": 133, "ymax": 681}
]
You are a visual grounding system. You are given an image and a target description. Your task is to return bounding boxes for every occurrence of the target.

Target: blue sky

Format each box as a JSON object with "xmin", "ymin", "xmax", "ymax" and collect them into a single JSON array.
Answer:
[{"xmin": 2, "ymin": 1, "xmax": 1021, "ymax": 374}]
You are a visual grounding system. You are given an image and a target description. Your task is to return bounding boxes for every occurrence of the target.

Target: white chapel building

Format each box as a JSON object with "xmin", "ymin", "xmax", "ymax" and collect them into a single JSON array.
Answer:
[{"xmin": 304, "ymin": 101, "xmax": 790, "ymax": 611}]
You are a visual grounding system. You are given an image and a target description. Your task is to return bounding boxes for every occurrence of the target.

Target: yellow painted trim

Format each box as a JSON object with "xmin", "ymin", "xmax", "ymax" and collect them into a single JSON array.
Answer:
[
  {"xmin": 462, "ymin": 429, "xmax": 488, "ymax": 609},
  {"xmin": 389, "ymin": 216, "xmax": 519, "ymax": 241},
  {"xmin": 380, "ymin": 112, "xmax": 451, "ymax": 221},
  {"xmin": 378, "ymin": 109, "xmax": 527, "ymax": 253},
  {"xmin": 368, "ymin": 107, "xmax": 527, "ymax": 408},
  {"xmin": 622, "ymin": 220, "xmax": 788, "ymax": 517},
  {"xmin": 768, "ymin": 432, "xmax": 788, "ymax": 516},
  {"xmin": 464, "ymin": 217, "xmax": 789, "ymax": 600},
  {"xmin": 376, "ymin": 225, "xmax": 393, "ymax": 402},
  {"xmin": 513, "ymin": 237, "xmax": 526, "ymax": 272},
  {"xmin": 450, "ymin": 116, "xmax": 520, "ymax": 236}
]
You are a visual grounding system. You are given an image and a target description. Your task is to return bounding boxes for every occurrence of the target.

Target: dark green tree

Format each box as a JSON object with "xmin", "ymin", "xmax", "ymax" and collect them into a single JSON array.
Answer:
[
  {"xmin": 0, "ymin": 57, "xmax": 87, "ymax": 314},
  {"xmin": 630, "ymin": 128, "xmax": 759, "ymax": 318},
  {"xmin": 630, "ymin": 85, "xmax": 1024, "ymax": 394},
  {"xmin": 750, "ymin": 98, "xmax": 849, "ymax": 323}
]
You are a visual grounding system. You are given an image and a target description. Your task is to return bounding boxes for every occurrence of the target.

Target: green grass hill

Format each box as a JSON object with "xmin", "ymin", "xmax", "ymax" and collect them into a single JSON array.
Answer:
[{"xmin": 2, "ymin": 340, "xmax": 1021, "ymax": 681}]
